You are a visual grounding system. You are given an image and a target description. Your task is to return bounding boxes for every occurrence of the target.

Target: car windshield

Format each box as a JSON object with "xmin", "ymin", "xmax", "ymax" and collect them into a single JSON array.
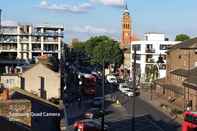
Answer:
[{"xmin": 122, "ymin": 86, "xmax": 128, "ymax": 88}]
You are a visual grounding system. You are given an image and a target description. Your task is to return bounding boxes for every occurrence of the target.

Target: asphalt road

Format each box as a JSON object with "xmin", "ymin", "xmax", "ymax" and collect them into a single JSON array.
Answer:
[{"xmin": 113, "ymin": 91, "xmax": 181, "ymax": 131}]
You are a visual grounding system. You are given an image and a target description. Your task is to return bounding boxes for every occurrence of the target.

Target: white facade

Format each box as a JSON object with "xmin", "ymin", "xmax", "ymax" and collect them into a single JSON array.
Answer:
[
  {"xmin": 131, "ymin": 33, "xmax": 180, "ymax": 81},
  {"xmin": 0, "ymin": 24, "xmax": 64, "ymax": 60}
]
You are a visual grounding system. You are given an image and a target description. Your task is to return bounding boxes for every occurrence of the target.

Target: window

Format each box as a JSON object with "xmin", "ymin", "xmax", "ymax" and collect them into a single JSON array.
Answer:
[
  {"xmin": 132, "ymin": 54, "xmax": 141, "ymax": 60},
  {"xmin": 178, "ymin": 55, "xmax": 182, "ymax": 59},
  {"xmin": 132, "ymin": 45, "xmax": 141, "ymax": 51},
  {"xmin": 160, "ymin": 44, "xmax": 171, "ymax": 50}
]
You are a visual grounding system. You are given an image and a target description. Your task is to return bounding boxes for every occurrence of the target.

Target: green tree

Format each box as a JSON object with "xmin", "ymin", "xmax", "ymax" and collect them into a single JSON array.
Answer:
[
  {"xmin": 145, "ymin": 60, "xmax": 159, "ymax": 82},
  {"xmin": 72, "ymin": 36, "xmax": 124, "ymax": 67},
  {"xmin": 175, "ymin": 34, "xmax": 190, "ymax": 41}
]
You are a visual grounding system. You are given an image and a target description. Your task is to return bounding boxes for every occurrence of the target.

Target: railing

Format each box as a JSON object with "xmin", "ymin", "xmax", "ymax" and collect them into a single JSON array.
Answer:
[
  {"xmin": 44, "ymin": 39, "xmax": 58, "ymax": 43},
  {"xmin": 146, "ymin": 58, "xmax": 155, "ymax": 63},
  {"xmin": 32, "ymin": 48, "xmax": 41, "ymax": 51},
  {"xmin": 31, "ymin": 32, "xmax": 63, "ymax": 37},
  {"xmin": 145, "ymin": 48, "xmax": 155, "ymax": 53}
]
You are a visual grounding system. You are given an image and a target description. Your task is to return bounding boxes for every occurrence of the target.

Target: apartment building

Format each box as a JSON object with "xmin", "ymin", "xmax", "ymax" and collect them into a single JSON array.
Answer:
[
  {"xmin": 0, "ymin": 23, "xmax": 64, "ymax": 60},
  {"xmin": 155, "ymin": 37, "xmax": 197, "ymax": 111},
  {"xmin": 131, "ymin": 33, "xmax": 179, "ymax": 81}
]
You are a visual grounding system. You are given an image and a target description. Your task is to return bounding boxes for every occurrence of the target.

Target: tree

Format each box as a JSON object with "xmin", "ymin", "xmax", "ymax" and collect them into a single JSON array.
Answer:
[
  {"xmin": 72, "ymin": 36, "xmax": 124, "ymax": 67},
  {"xmin": 145, "ymin": 59, "xmax": 159, "ymax": 82},
  {"xmin": 48, "ymin": 56, "xmax": 59, "ymax": 72},
  {"xmin": 175, "ymin": 34, "xmax": 190, "ymax": 41}
]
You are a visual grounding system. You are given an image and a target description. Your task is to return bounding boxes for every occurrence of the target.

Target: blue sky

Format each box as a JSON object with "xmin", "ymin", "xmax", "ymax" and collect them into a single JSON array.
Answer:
[{"xmin": 1, "ymin": 0, "xmax": 197, "ymax": 43}]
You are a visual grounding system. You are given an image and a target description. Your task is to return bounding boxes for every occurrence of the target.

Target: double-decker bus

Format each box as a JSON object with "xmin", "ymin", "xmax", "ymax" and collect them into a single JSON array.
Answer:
[
  {"xmin": 182, "ymin": 111, "xmax": 197, "ymax": 131},
  {"xmin": 80, "ymin": 74, "xmax": 96, "ymax": 96}
]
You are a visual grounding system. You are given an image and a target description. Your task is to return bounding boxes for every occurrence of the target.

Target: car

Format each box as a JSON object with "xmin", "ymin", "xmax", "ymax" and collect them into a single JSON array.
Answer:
[
  {"xmin": 124, "ymin": 88, "xmax": 140, "ymax": 97},
  {"xmin": 73, "ymin": 119, "xmax": 110, "ymax": 131},
  {"xmin": 106, "ymin": 75, "xmax": 117, "ymax": 84},
  {"xmin": 84, "ymin": 108, "xmax": 113, "ymax": 119},
  {"xmin": 92, "ymin": 97, "xmax": 104, "ymax": 108},
  {"xmin": 118, "ymin": 83, "xmax": 130, "ymax": 93}
]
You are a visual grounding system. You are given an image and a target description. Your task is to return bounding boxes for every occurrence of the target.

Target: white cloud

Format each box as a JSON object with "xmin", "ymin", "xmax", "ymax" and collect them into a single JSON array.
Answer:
[
  {"xmin": 38, "ymin": 0, "xmax": 92, "ymax": 13},
  {"xmin": 90, "ymin": 0, "xmax": 124, "ymax": 7},
  {"xmin": 1, "ymin": 20, "xmax": 18, "ymax": 26},
  {"xmin": 65, "ymin": 25, "xmax": 116, "ymax": 34}
]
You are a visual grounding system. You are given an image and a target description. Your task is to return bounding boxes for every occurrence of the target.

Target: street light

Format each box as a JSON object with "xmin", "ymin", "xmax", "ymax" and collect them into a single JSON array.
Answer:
[
  {"xmin": 131, "ymin": 47, "xmax": 165, "ymax": 131},
  {"xmin": 101, "ymin": 58, "xmax": 105, "ymax": 131}
]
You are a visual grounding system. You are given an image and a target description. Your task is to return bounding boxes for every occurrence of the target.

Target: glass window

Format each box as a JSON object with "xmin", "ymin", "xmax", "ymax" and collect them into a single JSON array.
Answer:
[
  {"xmin": 132, "ymin": 45, "xmax": 141, "ymax": 51},
  {"xmin": 160, "ymin": 44, "xmax": 171, "ymax": 50},
  {"xmin": 132, "ymin": 54, "xmax": 141, "ymax": 60}
]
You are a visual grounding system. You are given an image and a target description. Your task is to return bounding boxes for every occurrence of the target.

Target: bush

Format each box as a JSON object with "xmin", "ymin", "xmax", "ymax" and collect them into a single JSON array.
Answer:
[{"xmin": 171, "ymin": 108, "xmax": 183, "ymax": 115}]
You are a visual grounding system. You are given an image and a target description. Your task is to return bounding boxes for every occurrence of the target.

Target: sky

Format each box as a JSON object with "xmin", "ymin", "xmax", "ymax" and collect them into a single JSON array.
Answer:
[{"xmin": 0, "ymin": 0, "xmax": 197, "ymax": 43}]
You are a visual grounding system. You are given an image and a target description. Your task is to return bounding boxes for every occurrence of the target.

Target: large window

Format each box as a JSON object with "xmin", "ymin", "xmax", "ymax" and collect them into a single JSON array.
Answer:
[
  {"xmin": 132, "ymin": 54, "xmax": 141, "ymax": 60},
  {"xmin": 132, "ymin": 45, "xmax": 141, "ymax": 51},
  {"xmin": 160, "ymin": 44, "xmax": 171, "ymax": 50}
]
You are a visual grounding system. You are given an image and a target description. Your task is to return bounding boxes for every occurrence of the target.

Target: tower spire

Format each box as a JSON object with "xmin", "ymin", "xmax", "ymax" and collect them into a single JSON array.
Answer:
[{"xmin": 125, "ymin": 2, "xmax": 128, "ymax": 10}]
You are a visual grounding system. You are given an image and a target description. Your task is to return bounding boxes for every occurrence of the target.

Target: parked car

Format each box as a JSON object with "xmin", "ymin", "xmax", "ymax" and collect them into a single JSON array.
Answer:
[
  {"xmin": 124, "ymin": 88, "xmax": 140, "ymax": 97},
  {"xmin": 84, "ymin": 108, "xmax": 112, "ymax": 119},
  {"xmin": 118, "ymin": 83, "xmax": 130, "ymax": 93},
  {"xmin": 73, "ymin": 119, "xmax": 110, "ymax": 131},
  {"xmin": 106, "ymin": 75, "xmax": 117, "ymax": 84}
]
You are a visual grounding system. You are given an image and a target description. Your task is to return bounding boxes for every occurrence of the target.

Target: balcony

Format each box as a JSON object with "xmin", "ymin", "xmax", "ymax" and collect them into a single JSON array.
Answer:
[
  {"xmin": 32, "ymin": 48, "xmax": 41, "ymax": 52},
  {"xmin": 146, "ymin": 58, "xmax": 155, "ymax": 63},
  {"xmin": 0, "ymin": 38, "xmax": 17, "ymax": 43},
  {"xmin": 145, "ymin": 48, "xmax": 155, "ymax": 53},
  {"xmin": 44, "ymin": 38, "xmax": 58, "ymax": 43},
  {"xmin": 20, "ymin": 39, "xmax": 29, "ymax": 43}
]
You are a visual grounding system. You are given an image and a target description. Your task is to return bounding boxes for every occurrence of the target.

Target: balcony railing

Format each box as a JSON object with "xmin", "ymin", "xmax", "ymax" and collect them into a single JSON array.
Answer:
[
  {"xmin": 0, "ymin": 39, "xmax": 17, "ymax": 43},
  {"xmin": 32, "ymin": 48, "xmax": 41, "ymax": 51},
  {"xmin": 44, "ymin": 39, "xmax": 58, "ymax": 43},
  {"xmin": 146, "ymin": 58, "xmax": 155, "ymax": 63},
  {"xmin": 0, "ymin": 46, "xmax": 17, "ymax": 51},
  {"xmin": 145, "ymin": 48, "xmax": 155, "ymax": 53},
  {"xmin": 31, "ymin": 32, "xmax": 63, "ymax": 37}
]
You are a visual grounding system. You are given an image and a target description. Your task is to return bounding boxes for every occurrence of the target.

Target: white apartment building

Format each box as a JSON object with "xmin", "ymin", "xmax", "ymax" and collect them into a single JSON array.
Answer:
[
  {"xmin": 0, "ymin": 23, "xmax": 64, "ymax": 60},
  {"xmin": 131, "ymin": 33, "xmax": 180, "ymax": 81}
]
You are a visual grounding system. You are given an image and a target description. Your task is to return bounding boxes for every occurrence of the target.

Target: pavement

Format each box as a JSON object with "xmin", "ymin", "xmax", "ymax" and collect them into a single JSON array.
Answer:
[
  {"xmin": 113, "ymin": 91, "xmax": 181, "ymax": 131},
  {"xmin": 140, "ymin": 88, "xmax": 184, "ymax": 124}
]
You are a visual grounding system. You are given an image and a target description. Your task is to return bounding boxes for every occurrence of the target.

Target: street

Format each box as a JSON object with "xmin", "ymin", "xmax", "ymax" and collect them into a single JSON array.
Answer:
[
  {"xmin": 63, "ymin": 80, "xmax": 181, "ymax": 131},
  {"xmin": 107, "ymin": 91, "xmax": 181, "ymax": 131}
]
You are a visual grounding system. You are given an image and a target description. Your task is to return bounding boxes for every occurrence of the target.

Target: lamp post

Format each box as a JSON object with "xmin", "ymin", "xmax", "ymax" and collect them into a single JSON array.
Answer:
[
  {"xmin": 131, "ymin": 45, "xmax": 137, "ymax": 131},
  {"xmin": 101, "ymin": 58, "xmax": 105, "ymax": 131}
]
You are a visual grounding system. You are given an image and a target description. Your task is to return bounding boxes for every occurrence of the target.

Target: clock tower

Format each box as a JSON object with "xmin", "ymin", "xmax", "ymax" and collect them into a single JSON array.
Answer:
[{"xmin": 121, "ymin": 3, "xmax": 132, "ymax": 49}]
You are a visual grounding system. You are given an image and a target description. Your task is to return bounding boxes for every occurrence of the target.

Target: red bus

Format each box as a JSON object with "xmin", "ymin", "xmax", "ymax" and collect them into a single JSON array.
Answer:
[
  {"xmin": 80, "ymin": 74, "xmax": 96, "ymax": 96},
  {"xmin": 182, "ymin": 111, "xmax": 197, "ymax": 131}
]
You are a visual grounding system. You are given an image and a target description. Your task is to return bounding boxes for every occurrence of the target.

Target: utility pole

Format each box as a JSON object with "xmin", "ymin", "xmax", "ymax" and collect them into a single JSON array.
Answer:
[
  {"xmin": 101, "ymin": 58, "xmax": 105, "ymax": 131},
  {"xmin": 131, "ymin": 45, "xmax": 137, "ymax": 131}
]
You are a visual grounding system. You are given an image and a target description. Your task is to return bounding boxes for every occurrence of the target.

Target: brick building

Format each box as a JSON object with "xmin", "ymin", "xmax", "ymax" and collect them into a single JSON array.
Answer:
[{"xmin": 155, "ymin": 37, "xmax": 197, "ymax": 111}]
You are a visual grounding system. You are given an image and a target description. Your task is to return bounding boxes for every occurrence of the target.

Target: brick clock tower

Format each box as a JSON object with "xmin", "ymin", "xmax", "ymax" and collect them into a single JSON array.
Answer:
[{"xmin": 121, "ymin": 3, "xmax": 132, "ymax": 49}]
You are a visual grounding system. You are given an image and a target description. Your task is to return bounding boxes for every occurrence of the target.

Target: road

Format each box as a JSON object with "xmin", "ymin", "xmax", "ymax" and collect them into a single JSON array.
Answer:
[{"xmin": 107, "ymin": 91, "xmax": 181, "ymax": 131}]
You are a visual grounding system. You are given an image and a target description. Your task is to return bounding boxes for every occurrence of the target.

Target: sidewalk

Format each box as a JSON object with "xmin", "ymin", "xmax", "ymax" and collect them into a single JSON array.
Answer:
[{"xmin": 140, "ymin": 88, "xmax": 183, "ymax": 124}]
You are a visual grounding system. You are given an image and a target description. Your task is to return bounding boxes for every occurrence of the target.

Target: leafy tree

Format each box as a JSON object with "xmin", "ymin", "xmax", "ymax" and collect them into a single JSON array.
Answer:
[
  {"xmin": 48, "ymin": 56, "xmax": 59, "ymax": 72},
  {"xmin": 71, "ymin": 36, "xmax": 124, "ymax": 67},
  {"xmin": 145, "ymin": 59, "xmax": 159, "ymax": 82},
  {"xmin": 175, "ymin": 34, "xmax": 190, "ymax": 41}
]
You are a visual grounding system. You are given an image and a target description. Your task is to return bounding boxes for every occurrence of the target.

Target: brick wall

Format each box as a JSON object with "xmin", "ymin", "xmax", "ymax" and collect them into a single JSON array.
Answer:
[
  {"xmin": 0, "ymin": 88, "xmax": 9, "ymax": 101},
  {"xmin": 166, "ymin": 49, "xmax": 197, "ymax": 86},
  {"xmin": 0, "ymin": 100, "xmax": 31, "ymax": 126}
]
